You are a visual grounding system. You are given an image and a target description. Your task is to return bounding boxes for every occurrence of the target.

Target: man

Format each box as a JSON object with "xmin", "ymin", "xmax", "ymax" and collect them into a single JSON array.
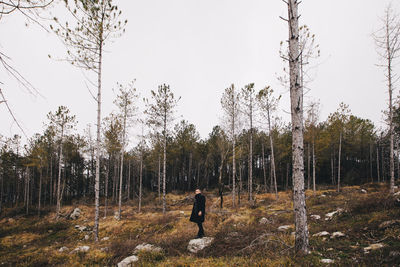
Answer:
[{"xmin": 189, "ymin": 188, "xmax": 206, "ymax": 238}]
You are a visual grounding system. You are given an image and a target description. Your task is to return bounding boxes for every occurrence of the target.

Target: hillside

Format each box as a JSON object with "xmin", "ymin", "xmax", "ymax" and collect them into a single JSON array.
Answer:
[{"xmin": 1, "ymin": 184, "xmax": 400, "ymax": 266}]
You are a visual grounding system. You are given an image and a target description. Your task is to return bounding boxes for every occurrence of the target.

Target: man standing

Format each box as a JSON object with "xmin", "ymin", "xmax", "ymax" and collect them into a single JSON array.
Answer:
[{"xmin": 190, "ymin": 188, "xmax": 206, "ymax": 238}]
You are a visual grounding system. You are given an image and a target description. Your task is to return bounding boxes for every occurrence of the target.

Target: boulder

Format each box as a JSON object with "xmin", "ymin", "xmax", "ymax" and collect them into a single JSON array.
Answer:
[
  {"xmin": 58, "ymin": 246, "xmax": 68, "ymax": 252},
  {"xmin": 101, "ymin": 236, "xmax": 110, "ymax": 241},
  {"xmin": 75, "ymin": 225, "xmax": 87, "ymax": 232},
  {"xmin": 114, "ymin": 211, "xmax": 120, "ymax": 220},
  {"xmin": 364, "ymin": 243, "xmax": 384, "ymax": 253},
  {"xmin": 330, "ymin": 232, "xmax": 345, "ymax": 239},
  {"xmin": 325, "ymin": 208, "xmax": 343, "ymax": 220},
  {"xmin": 134, "ymin": 243, "xmax": 163, "ymax": 254},
  {"xmin": 360, "ymin": 189, "xmax": 367, "ymax": 194},
  {"xmin": 313, "ymin": 231, "xmax": 330, "ymax": 237},
  {"xmin": 310, "ymin": 215, "xmax": 321, "ymax": 220},
  {"xmin": 117, "ymin": 255, "xmax": 139, "ymax": 267},
  {"xmin": 278, "ymin": 225, "xmax": 293, "ymax": 232},
  {"xmin": 72, "ymin": 245, "xmax": 90, "ymax": 253},
  {"xmin": 70, "ymin": 208, "xmax": 81, "ymax": 220},
  {"xmin": 187, "ymin": 237, "xmax": 214, "ymax": 253},
  {"xmin": 320, "ymin": 259, "xmax": 334, "ymax": 264}
]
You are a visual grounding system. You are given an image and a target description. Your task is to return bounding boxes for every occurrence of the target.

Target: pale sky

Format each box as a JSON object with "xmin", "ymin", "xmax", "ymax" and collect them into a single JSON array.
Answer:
[{"xmin": 0, "ymin": 0, "xmax": 398, "ymax": 144}]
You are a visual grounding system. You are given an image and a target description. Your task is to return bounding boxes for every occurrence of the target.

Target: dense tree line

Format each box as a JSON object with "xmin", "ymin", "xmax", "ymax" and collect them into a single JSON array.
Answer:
[{"xmin": 0, "ymin": 95, "xmax": 398, "ymax": 215}]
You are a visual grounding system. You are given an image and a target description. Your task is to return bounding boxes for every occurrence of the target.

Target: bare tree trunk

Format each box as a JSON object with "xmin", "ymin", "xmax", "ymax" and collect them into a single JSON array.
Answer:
[
  {"xmin": 232, "ymin": 136, "xmax": 236, "ymax": 207},
  {"xmin": 307, "ymin": 143, "xmax": 311, "ymax": 190},
  {"xmin": 104, "ymin": 154, "xmax": 110, "ymax": 218},
  {"xmin": 337, "ymin": 131, "xmax": 342, "ymax": 192},
  {"xmin": 188, "ymin": 152, "xmax": 192, "ymax": 191},
  {"xmin": 287, "ymin": 0, "xmax": 309, "ymax": 254},
  {"xmin": 158, "ymin": 154, "xmax": 161, "ymax": 202},
  {"xmin": 0, "ymin": 167, "xmax": 3, "ymax": 214},
  {"xmin": 249, "ymin": 121, "xmax": 253, "ymax": 202},
  {"xmin": 139, "ymin": 151, "xmax": 143, "ymax": 212},
  {"xmin": 38, "ymin": 168, "xmax": 42, "ymax": 216},
  {"xmin": 162, "ymin": 129, "xmax": 167, "ymax": 214},
  {"xmin": 94, "ymin": 43, "xmax": 103, "ymax": 242},
  {"xmin": 262, "ymin": 143, "xmax": 267, "ymax": 192},
  {"xmin": 219, "ymin": 154, "xmax": 224, "ymax": 209},
  {"xmin": 312, "ymin": 142, "xmax": 316, "ymax": 194},
  {"xmin": 56, "ymin": 127, "xmax": 64, "ymax": 218},
  {"xmin": 118, "ymin": 108, "xmax": 127, "ymax": 220},
  {"xmin": 267, "ymin": 109, "xmax": 278, "ymax": 199},
  {"xmin": 127, "ymin": 160, "xmax": 131, "ymax": 200},
  {"xmin": 25, "ymin": 167, "xmax": 29, "ymax": 215},
  {"xmin": 370, "ymin": 143, "xmax": 373, "ymax": 182}
]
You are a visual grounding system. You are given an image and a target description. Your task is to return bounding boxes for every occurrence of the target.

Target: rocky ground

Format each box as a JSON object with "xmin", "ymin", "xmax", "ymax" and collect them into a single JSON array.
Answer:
[{"xmin": 1, "ymin": 183, "xmax": 400, "ymax": 266}]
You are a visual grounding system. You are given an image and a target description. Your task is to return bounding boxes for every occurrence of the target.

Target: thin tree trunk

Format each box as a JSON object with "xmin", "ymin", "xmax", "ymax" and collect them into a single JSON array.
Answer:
[
  {"xmin": 377, "ymin": 145, "xmax": 380, "ymax": 182},
  {"xmin": 158, "ymin": 154, "xmax": 161, "ymax": 202},
  {"xmin": 267, "ymin": 109, "xmax": 278, "ymax": 199},
  {"xmin": 262, "ymin": 143, "xmax": 267, "ymax": 192},
  {"xmin": 56, "ymin": 127, "xmax": 64, "ymax": 218},
  {"xmin": 249, "ymin": 119, "xmax": 253, "ymax": 202},
  {"xmin": 162, "ymin": 130, "xmax": 167, "ymax": 214},
  {"xmin": 307, "ymin": 142, "xmax": 311, "ymax": 190},
  {"xmin": 118, "ymin": 107, "xmax": 127, "ymax": 220},
  {"xmin": 38, "ymin": 168, "xmax": 42, "ymax": 216},
  {"xmin": 104, "ymin": 154, "xmax": 110, "ymax": 218},
  {"xmin": 337, "ymin": 131, "xmax": 342, "ymax": 192},
  {"xmin": 94, "ymin": 41, "xmax": 103, "ymax": 242},
  {"xmin": 312, "ymin": 141, "xmax": 316, "ymax": 194},
  {"xmin": 139, "ymin": 151, "xmax": 143, "ymax": 212},
  {"xmin": 232, "ymin": 137, "xmax": 236, "ymax": 207},
  {"xmin": 287, "ymin": 0, "xmax": 309, "ymax": 253},
  {"xmin": 188, "ymin": 152, "xmax": 192, "ymax": 191},
  {"xmin": 370, "ymin": 143, "xmax": 373, "ymax": 182}
]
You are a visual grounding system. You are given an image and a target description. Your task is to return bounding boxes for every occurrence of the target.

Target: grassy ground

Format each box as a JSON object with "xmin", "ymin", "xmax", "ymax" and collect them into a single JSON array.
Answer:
[{"xmin": 1, "ymin": 183, "xmax": 400, "ymax": 266}]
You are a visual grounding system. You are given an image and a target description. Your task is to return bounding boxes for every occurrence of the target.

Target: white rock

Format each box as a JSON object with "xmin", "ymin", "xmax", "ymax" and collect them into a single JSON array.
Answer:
[
  {"xmin": 379, "ymin": 220, "xmax": 400, "ymax": 229},
  {"xmin": 101, "ymin": 236, "xmax": 110, "ymax": 241},
  {"xmin": 320, "ymin": 194, "xmax": 327, "ymax": 198},
  {"xmin": 117, "ymin": 255, "xmax": 139, "ymax": 267},
  {"xmin": 70, "ymin": 208, "xmax": 81, "ymax": 220},
  {"xmin": 187, "ymin": 237, "xmax": 214, "ymax": 253},
  {"xmin": 114, "ymin": 211, "xmax": 120, "ymax": 220},
  {"xmin": 48, "ymin": 230, "xmax": 53, "ymax": 233},
  {"xmin": 327, "ymin": 248, "xmax": 334, "ymax": 251},
  {"xmin": 361, "ymin": 189, "xmax": 367, "ymax": 194},
  {"xmin": 259, "ymin": 217, "xmax": 271, "ymax": 225},
  {"xmin": 331, "ymin": 232, "xmax": 345, "ymax": 239},
  {"xmin": 364, "ymin": 243, "xmax": 384, "ymax": 253},
  {"xmin": 179, "ymin": 211, "xmax": 185, "ymax": 215},
  {"xmin": 58, "ymin": 246, "xmax": 68, "ymax": 252},
  {"xmin": 73, "ymin": 245, "xmax": 90, "ymax": 253},
  {"xmin": 393, "ymin": 191, "xmax": 400, "ymax": 196},
  {"xmin": 278, "ymin": 225, "xmax": 292, "ymax": 232},
  {"xmin": 320, "ymin": 259, "xmax": 334, "ymax": 264},
  {"xmin": 313, "ymin": 231, "xmax": 330, "ymax": 237},
  {"xmin": 100, "ymin": 247, "xmax": 109, "ymax": 252},
  {"xmin": 134, "ymin": 243, "xmax": 163, "ymax": 254},
  {"xmin": 310, "ymin": 215, "xmax": 321, "ymax": 220},
  {"xmin": 325, "ymin": 208, "xmax": 343, "ymax": 220},
  {"xmin": 84, "ymin": 235, "xmax": 90, "ymax": 240}
]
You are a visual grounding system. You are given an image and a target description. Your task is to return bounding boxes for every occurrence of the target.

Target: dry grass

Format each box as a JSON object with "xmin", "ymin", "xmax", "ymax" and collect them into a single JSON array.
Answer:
[{"xmin": 1, "ymin": 184, "xmax": 400, "ymax": 266}]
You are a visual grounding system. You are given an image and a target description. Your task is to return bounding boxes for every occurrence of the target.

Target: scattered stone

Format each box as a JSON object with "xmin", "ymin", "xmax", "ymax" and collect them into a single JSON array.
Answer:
[
  {"xmin": 379, "ymin": 220, "xmax": 400, "ymax": 229},
  {"xmin": 360, "ymin": 189, "xmax": 367, "ymax": 194},
  {"xmin": 227, "ymin": 232, "xmax": 239, "ymax": 237},
  {"xmin": 134, "ymin": 243, "xmax": 163, "ymax": 254},
  {"xmin": 364, "ymin": 243, "xmax": 384, "ymax": 253},
  {"xmin": 179, "ymin": 211, "xmax": 185, "ymax": 215},
  {"xmin": 74, "ymin": 225, "xmax": 87, "ymax": 232},
  {"xmin": 8, "ymin": 218, "xmax": 15, "ymax": 223},
  {"xmin": 58, "ymin": 246, "xmax": 68, "ymax": 252},
  {"xmin": 313, "ymin": 231, "xmax": 330, "ymax": 237},
  {"xmin": 187, "ymin": 237, "xmax": 214, "ymax": 253},
  {"xmin": 310, "ymin": 215, "xmax": 321, "ymax": 220},
  {"xmin": 320, "ymin": 194, "xmax": 327, "ymax": 198},
  {"xmin": 259, "ymin": 217, "xmax": 271, "ymax": 225},
  {"xmin": 117, "ymin": 255, "xmax": 139, "ymax": 267},
  {"xmin": 84, "ymin": 235, "xmax": 90, "ymax": 240},
  {"xmin": 48, "ymin": 230, "xmax": 53, "ymax": 233},
  {"xmin": 394, "ymin": 191, "xmax": 400, "ymax": 196},
  {"xmin": 331, "ymin": 232, "xmax": 345, "ymax": 239},
  {"xmin": 327, "ymin": 248, "xmax": 334, "ymax": 251},
  {"xmin": 114, "ymin": 211, "xmax": 120, "ymax": 220},
  {"xmin": 320, "ymin": 259, "xmax": 334, "ymax": 264},
  {"xmin": 72, "ymin": 246, "xmax": 90, "ymax": 253},
  {"xmin": 23, "ymin": 245, "xmax": 27, "ymax": 248},
  {"xmin": 70, "ymin": 208, "xmax": 81, "ymax": 220},
  {"xmin": 325, "ymin": 208, "xmax": 343, "ymax": 220},
  {"xmin": 101, "ymin": 237, "xmax": 110, "ymax": 241},
  {"xmin": 278, "ymin": 225, "xmax": 293, "ymax": 232}
]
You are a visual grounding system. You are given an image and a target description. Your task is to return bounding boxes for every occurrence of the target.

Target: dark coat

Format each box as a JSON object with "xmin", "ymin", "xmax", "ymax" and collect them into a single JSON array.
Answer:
[{"xmin": 190, "ymin": 193, "xmax": 205, "ymax": 223}]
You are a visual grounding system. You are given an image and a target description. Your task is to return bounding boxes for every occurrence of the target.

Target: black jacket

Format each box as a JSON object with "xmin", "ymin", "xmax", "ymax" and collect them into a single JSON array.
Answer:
[{"xmin": 190, "ymin": 193, "xmax": 205, "ymax": 223}]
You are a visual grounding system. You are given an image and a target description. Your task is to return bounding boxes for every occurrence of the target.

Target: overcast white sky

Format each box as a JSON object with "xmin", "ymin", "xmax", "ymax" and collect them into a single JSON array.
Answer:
[{"xmin": 0, "ymin": 0, "xmax": 398, "ymax": 143}]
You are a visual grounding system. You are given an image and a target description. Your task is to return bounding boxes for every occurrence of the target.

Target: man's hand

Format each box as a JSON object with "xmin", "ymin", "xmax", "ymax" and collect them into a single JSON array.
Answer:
[{"xmin": 198, "ymin": 211, "xmax": 202, "ymax": 216}]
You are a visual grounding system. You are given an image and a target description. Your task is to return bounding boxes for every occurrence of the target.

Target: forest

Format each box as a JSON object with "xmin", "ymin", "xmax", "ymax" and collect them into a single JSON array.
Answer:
[{"xmin": 2, "ymin": 0, "xmax": 400, "ymax": 266}]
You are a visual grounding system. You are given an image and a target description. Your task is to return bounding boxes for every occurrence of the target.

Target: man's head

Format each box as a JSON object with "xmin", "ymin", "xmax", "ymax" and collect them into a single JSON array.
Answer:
[{"xmin": 195, "ymin": 188, "xmax": 201, "ymax": 195}]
